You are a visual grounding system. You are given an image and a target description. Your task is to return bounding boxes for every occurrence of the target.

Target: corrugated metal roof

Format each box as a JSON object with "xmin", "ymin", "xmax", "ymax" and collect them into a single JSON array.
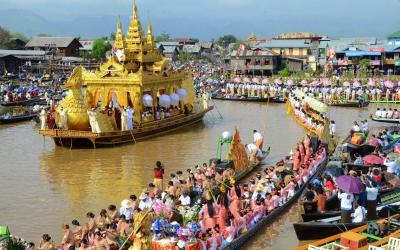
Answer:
[
  {"xmin": 182, "ymin": 45, "xmax": 201, "ymax": 53},
  {"xmin": 230, "ymin": 48, "xmax": 278, "ymax": 57},
  {"xmin": 197, "ymin": 42, "xmax": 213, "ymax": 49},
  {"xmin": 26, "ymin": 36, "xmax": 82, "ymax": 48},
  {"xmin": 158, "ymin": 41, "xmax": 181, "ymax": 46},
  {"xmin": 79, "ymin": 40, "xmax": 94, "ymax": 51},
  {"xmin": 162, "ymin": 46, "xmax": 178, "ymax": 53},
  {"xmin": 0, "ymin": 49, "xmax": 46, "ymax": 56},
  {"xmin": 257, "ymin": 39, "xmax": 310, "ymax": 48}
]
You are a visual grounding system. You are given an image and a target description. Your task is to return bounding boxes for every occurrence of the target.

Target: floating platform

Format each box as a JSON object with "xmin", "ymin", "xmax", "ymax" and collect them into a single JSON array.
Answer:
[{"xmin": 39, "ymin": 107, "xmax": 213, "ymax": 148}]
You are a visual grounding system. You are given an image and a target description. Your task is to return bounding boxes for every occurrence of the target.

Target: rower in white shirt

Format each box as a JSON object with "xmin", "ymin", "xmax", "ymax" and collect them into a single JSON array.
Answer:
[
  {"xmin": 387, "ymin": 108, "xmax": 394, "ymax": 118},
  {"xmin": 375, "ymin": 108, "xmax": 382, "ymax": 118},
  {"xmin": 253, "ymin": 130, "xmax": 264, "ymax": 149},
  {"xmin": 381, "ymin": 108, "xmax": 387, "ymax": 118}
]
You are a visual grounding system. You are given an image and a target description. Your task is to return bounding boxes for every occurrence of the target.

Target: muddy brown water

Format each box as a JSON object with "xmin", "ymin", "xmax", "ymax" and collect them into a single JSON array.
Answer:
[{"xmin": 0, "ymin": 101, "xmax": 391, "ymax": 248}]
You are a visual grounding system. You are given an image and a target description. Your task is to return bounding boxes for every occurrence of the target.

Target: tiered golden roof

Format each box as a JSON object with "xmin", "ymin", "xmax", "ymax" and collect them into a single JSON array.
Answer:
[{"xmin": 57, "ymin": 0, "xmax": 193, "ymax": 131}]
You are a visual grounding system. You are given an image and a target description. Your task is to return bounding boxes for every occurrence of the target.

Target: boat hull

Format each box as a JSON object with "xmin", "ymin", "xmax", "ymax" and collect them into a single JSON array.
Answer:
[
  {"xmin": 1, "ymin": 97, "xmax": 46, "ymax": 106},
  {"xmin": 0, "ymin": 114, "xmax": 37, "ymax": 124},
  {"xmin": 293, "ymin": 222, "xmax": 364, "ymax": 241},
  {"xmin": 222, "ymin": 155, "xmax": 327, "ymax": 249},
  {"xmin": 39, "ymin": 107, "xmax": 213, "ymax": 148},
  {"xmin": 371, "ymin": 117, "xmax": 400, "ymax": 124},
  {"xmin": 327, "ymin": 101, "xmax": 369, "ymax": 108},
  {"xmin": 212, "ymin": 96, "xmax": 285, "ymax": 103}
]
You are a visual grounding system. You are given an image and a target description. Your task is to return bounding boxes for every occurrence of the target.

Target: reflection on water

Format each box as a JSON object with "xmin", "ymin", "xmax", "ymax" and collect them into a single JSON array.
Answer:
[{"xmin": 0, "ymin": 101, "xmax": 388, "ymax": 246}]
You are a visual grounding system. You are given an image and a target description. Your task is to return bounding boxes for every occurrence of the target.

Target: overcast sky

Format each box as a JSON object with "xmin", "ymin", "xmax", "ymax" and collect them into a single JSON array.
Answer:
[{"xmin": 1, "ymin": 0, "xmax": 400, "ymax": 39}]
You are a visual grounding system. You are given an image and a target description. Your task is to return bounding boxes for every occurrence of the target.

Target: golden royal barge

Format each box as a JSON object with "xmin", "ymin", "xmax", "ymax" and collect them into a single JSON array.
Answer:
[{"xmin": 39, "ymin": 1, "xmax": 213, "ymax": 148}]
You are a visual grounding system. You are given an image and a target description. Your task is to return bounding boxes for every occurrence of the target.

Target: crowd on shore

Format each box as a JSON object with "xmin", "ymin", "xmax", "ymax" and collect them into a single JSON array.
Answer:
[
  {"xmin": 29, "ymin": 136, "xmax": 326, "ymax": 250},
  {"xmin": 207, "ymin": 77, "xmax": 400, "ymax": 103}
]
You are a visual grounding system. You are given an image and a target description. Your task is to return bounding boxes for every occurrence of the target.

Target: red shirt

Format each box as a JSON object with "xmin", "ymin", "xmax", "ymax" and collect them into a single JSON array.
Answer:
[{"xmin": 154, "ymin": 168, "xmax": 164, "ymax": 178}]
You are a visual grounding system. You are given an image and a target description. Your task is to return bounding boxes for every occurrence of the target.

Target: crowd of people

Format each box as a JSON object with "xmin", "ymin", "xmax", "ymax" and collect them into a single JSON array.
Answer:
[
  {"xmin": 301, "ymin": 125, "xmax": 400, "ymax": 225},
  {"xmin": 374, "ymin": 108, "xmax": 400, "ymax": 119},
  {"xmin": 30, "ymin": 136, "xmax": 326, "ymax": 250},
  {"xmin": 201, "ymin": 76, "xmax": 400, "ymax": 104}
]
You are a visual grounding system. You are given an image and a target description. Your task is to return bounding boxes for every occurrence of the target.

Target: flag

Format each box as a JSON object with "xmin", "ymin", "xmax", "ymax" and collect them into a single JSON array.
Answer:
[{"xmin": 113, "ymin": 48, "xmax": 124, "ymax": 62}]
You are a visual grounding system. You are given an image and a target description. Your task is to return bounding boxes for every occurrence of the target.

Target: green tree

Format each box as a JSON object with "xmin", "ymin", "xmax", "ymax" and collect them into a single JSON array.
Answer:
[
  {"xmin": 155, "ymin": 32, "xmax": 170, "ymax": 43},
  {"xmin": 277, "ymin": 67, "xmax": 290, "ymax": 77},
  {"xmin": 0, "ymin": 26, "xmax": 11, "ymax": 48},
  {"xmin": 217, "ymin": 35, "xmax": 237, "ymax": 48},
  {"xmin": 358, "ymin": 59, "xmax": 370, "ymax": 78},
  {"xmin": 91, "ymin": 38, "xmax": 112, "ymax": 59},
  {"xmin": 178, "ymin": 52, "xmax": 191, "ymax": 63},
  {"xmin": 11, "ymin": 32, "xmax": 28, "ymax": 42}
]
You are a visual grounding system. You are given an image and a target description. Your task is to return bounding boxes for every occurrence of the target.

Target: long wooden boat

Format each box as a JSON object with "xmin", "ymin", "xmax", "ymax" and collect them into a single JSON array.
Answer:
[
  {"xmin": 1, "ymin": 97, "xmax": 46, "ymax": 106},
  {"xmin": 342, "ymin": 142, "xmax": 376, "ymax": 157},
  {"xmin": 371, "ymin": 116, "xmax": 400, "ymax": 124},
  {"xmin": 301, "ymin": 187, "xmax": 400, "ymax": 222},
  {"xmin": 222, "ymin": 153, "xmax": 328, "ymax": 250},
  {"xmin": 327, "ymin": 100, "xmax": 369, "ymax": 108},
  {"xmin": 0, "ymin": 113, "xmax": 37, "ymax": 124},
  {"xmin": 294, "ymin": 214, "xmax": 400, "ymax": 250},
  {"xmin": 212, "ymin": 95, "xmax": 286, "ymax": 103},
  {"xmin": 294, "ymin": 200, "xmax": 400, "ymax": 241},
  {"xmin": 39, "ymin": 107, "xmax": 213, "ymax": 148}
]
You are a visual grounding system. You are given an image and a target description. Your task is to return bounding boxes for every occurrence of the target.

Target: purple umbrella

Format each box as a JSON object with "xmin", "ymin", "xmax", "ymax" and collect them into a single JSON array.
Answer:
[{"xmin": 336, "ymin": 175, "xmax": 364, "ymax": 193}]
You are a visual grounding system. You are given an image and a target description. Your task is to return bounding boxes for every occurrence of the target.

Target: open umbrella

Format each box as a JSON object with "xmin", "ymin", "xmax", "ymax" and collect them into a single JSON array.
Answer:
[
  {"xmin": 261, "ymin": 79, "xmax": 269, "ymax": 84},
  {"xmin": 287, "ymin": 79, "xmax": 294, "ymax": 86},
  {"xmin": 343, "ymin": 81, "xmax": 350, "ymax": 87},
  {"xmin": 385, "ymin": 80, "xmax": 394, "ymax": 88},
  {"xmin": 363, "ymin": 154, "xmax": 383, "ymax": 166},
  {"xmin": 252, "ymin": 77, "xmax": 260, "ymax": 84},
  {"xmin": 301, "ymin": 79, "xmax": 308, "ymax": 86},
  {"xmin": 367, "ymin": 79, "xmax": 375, "ymax": 86},
  {"xmin": 274, "ymin": 79, "xmax": 282, "ymax": 85},
  {"xmin": 336, "ymin": 175, "xmax": 364, "ymax": 193},
  {"xmin": 233, "ymin": 77, "xmax": 241, "ymax": 83},
  {"xmin": 353, "ymin": 80, "xmax": 361, "ymax": 88}
]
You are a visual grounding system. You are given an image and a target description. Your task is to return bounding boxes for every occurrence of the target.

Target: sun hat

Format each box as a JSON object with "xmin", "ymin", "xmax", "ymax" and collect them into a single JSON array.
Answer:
[{"xmin": 120, "ymin": 199, "xmax": 132, "ymax": 209}]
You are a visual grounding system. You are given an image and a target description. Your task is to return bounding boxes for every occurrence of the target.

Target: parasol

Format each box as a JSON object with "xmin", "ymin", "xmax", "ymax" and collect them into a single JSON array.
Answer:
[
  {"xmin": 233, "ymin": 77, "xmax": 241, "ymax": 83},
  {"xmin": 301, "ymin": 79, "xmax": 308, "ymax": 86},
  {"xmin": 252, "ymin": 77, "xmax": 260, "ymax": 84},
  {"xmin": 363, "ymin": 155, "xmax": 383, "ymax": 166},
  {"xmin": 287, "ymin": 79, "xmax": 294, "ymax": 86},
  {"xmin": 353, "ymin": 80, "xmax": 361, "ymax": 88},
  {"xmin": 385, "ymin": 80, "xmax": 394, "ymax": 88},
  {"xmin": 274, "ymin": 78, "xmax": 282, "ymax": 85},
  {"xmin": 243, "ymin": 77, "xmax": 251, "ymax": 83},
  {"xmin": 336, "ymin": 175, "xmax": 364, "ymax": 193},
  {"xmin": 343, "ymin": 81, "xmax": 350, "ymax": 87},
  {"xmin": 367, "ymin": 79, "xmax": 375, "ymax": 86},
  {"xmin": 261, "ymin": 78, "xmax": 269, "ymax": 84}
]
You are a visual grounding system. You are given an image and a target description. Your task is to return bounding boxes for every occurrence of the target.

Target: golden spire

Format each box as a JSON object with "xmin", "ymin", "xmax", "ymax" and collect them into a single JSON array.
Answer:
[
  {"xmin": 125, "ymin": 0, "xmax": 144, "ymax": 49},
  {"xmin": 133, "ymin": 0, "xmax": 138, "ymax": 20},
  {"xmin": 146, "ymin": 21, "xmax": 155, "ymax": 46},
  {"xmin": 113, "ymin": 16, "xmax": 125, "ymax": 50}
]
